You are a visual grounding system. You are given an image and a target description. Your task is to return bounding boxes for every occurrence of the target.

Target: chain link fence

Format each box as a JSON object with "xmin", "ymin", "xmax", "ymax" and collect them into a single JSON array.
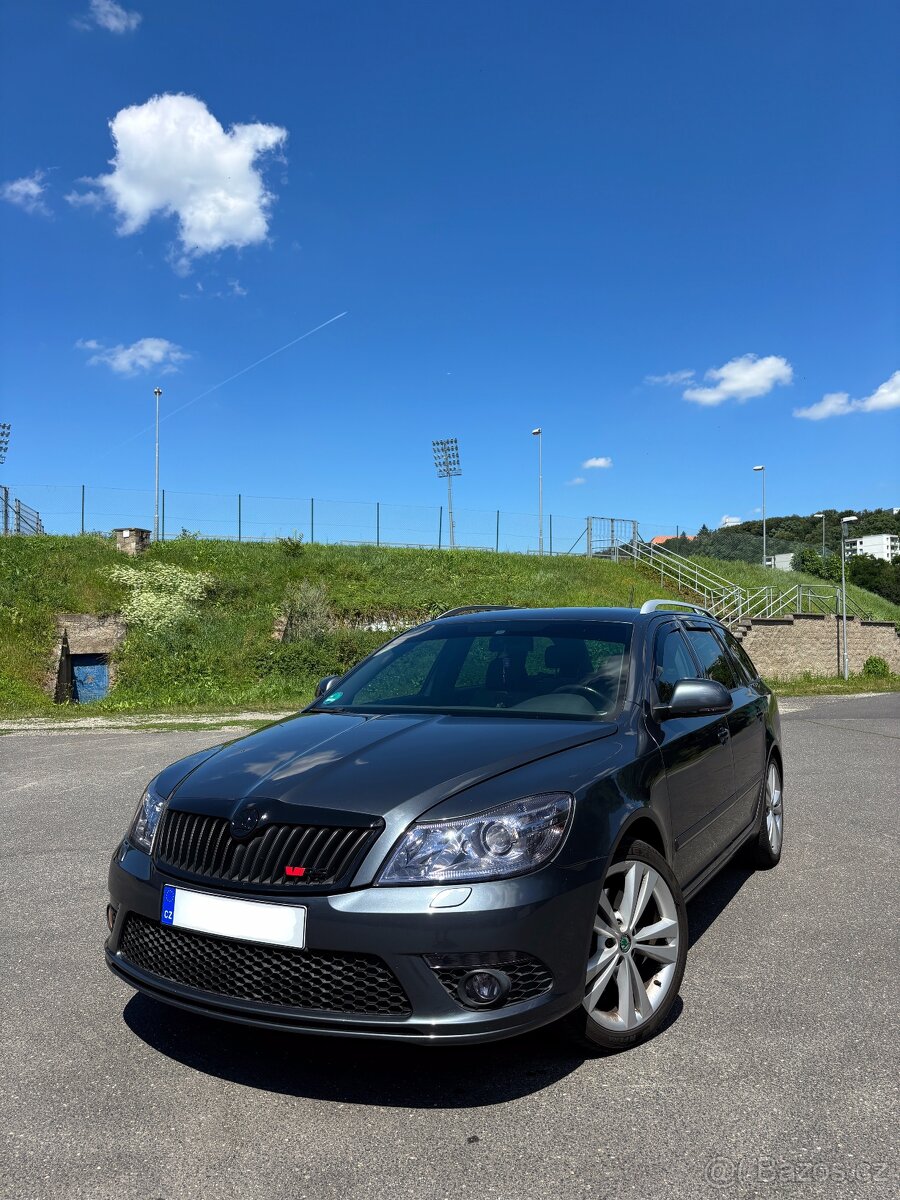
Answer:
[{"xmin": 1, "ymin": 482, "xmax": 683, "ymax": 554}]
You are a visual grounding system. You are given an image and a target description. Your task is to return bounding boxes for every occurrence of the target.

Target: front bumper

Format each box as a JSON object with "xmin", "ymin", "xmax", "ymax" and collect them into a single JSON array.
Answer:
[{"xmin": 106, "ymin": 844, "xmax": 599, "ymax": 1045}]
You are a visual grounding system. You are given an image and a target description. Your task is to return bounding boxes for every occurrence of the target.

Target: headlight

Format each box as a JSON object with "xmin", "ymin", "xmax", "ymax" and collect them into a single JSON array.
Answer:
[
  {"xmin": 129, "ymin": 780, "xmax": 167, "ymax": 852},
  {"xmin": 378, "ymin": 792, "xmax": 573, "ymax": 885}
]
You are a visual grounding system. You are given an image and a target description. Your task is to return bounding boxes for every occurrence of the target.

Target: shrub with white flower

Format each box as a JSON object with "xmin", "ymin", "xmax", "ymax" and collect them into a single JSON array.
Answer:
[{"xmin": 110, "ymin": 563, "xmax": 215, "ymax": 631}]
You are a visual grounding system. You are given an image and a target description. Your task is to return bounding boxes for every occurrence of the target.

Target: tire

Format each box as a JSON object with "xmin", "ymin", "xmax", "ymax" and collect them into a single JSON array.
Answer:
[
  {"xmin": 746, "ymin": 756, "xmax": 784, "ymax": 870},
  {"xmin": 563, "ymin": 839, "xmax": 688, "ymax": 1053}
]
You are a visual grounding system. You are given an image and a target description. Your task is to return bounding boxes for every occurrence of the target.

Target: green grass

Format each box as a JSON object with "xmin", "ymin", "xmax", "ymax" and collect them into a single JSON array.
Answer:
[
  {"xmin": 765, "ymin": 673, "xmax": 900, "ymax": 696},
  {"xmin": 0, "ymin": 535, "xmax": 683, "ymax": 717},
  {"xmin": 4, "ymin": 535, "xmax": 898, "ymax": 718}
]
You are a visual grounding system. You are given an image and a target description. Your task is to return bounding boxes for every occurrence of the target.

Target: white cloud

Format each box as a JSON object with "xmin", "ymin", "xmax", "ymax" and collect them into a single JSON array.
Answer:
[
  {"xmin": 793, "ymin": 370, "xmax": 900, "ymax": 420},
  {"xmin": 683, "ymin": 354, "xmax": 793, "ymax": 406},
  {"xmin": 227, "ymin": 278, "xmax": 247, "ymax": 297},
  {"xmin": 1, "ymin": 170, "xmax": 51, "ymax": 216},
  {"xmin": 77, "ymin": 336, "xmax": 188, "ymax": 375},
  {"xmin": 582, "ymin": 456, "xmax": 613, "ymax": 469},
  {"xmin": 76, "ymin": 1, "xmax": 142, "ymax": 34},
  {"xmin": 645, "ymin": 369, "xmax": 695, "ymax": 386},
  {"xmin": 70, "ymin": 93, "xmax": 287, "ymax": 267},
  {"xmin": 720, "ymin": 515, "xmax": 742, "ymax": 527},
  {"xmin": 565, "ymin": 477, "xmax": 586, "ymax": 486}
]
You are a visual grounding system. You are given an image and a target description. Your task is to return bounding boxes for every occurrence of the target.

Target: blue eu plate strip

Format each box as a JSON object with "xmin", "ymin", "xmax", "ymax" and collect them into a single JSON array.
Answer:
[{"xmin": 161, "ymin": 885, "xmax": 176, "ymax": 926}]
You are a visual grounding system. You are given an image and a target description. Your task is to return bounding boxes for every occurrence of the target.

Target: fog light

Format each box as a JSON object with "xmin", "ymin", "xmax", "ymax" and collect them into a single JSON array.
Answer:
[
  {"xmin": 457, "ymin": 969, "xmax": 511, "ymax": 1009},
  {"xmin": 106, "ymin": 905, "xmax": 117, "ymax": 932}
]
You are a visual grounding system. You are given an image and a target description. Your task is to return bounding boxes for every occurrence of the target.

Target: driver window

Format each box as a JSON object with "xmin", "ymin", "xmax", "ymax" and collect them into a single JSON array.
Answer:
[{"xmin": 654, "ymin": 628, "xmax": 698, "ymax": 703}]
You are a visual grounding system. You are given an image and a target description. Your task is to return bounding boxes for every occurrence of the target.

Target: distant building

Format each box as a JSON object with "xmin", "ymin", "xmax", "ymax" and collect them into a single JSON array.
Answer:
[
  {"xmin": 843, "ymin": 533, "xmax": 899, "ymax": 563},
  {"xmin": 650, "ymin": 534, "xmax": 695, "ymax": 545},
  {"xmin": 764, "ymin": 553, "xmax": 795, "ymax": 572}
]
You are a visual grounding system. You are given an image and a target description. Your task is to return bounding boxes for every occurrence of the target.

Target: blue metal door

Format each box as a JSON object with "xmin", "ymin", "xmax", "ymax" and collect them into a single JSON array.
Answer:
[{"xmin": 71, "ymin": 655, "xmax": 109, "ymax": 703}]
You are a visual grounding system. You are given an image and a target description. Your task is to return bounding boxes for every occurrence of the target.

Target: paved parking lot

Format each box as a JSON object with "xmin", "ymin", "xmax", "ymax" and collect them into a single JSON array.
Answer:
[{"xmin": 2, "ymin": 693, "xmax": 898, "ymax": 1199}]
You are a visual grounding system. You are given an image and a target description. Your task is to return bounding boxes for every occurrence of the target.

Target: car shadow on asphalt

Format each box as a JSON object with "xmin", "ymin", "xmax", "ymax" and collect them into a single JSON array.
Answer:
[
  {"xmin": 123, "ymin": 994, "xmax": 587, "ymax": 1105},
  {"xmin": 121, "ymin": 865, "xmax": 750, "ymax": 1104},
  {"xmin": 687, "ymin": 860, "xmax": 755, "ymax": 949}
]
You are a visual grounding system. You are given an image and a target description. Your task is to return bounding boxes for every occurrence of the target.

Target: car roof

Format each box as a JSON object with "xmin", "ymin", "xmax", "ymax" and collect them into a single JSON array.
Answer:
[{"xmin": 432, "ymin": 605, "xmax": 723, "ymax": 628}]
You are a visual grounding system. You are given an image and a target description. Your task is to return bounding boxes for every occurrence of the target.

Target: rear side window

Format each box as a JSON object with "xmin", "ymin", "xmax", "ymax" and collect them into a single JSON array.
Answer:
[
  {"xmin": 684, "ymin": 628, "xmax": 738, "ymax": 689},
  {"xmin": 654, "ymin": 628, "xmax": 699, "ymax": 703},
  {"xmin": 721, "ymin": 628, "xmax": 760, "ymax": 684}
]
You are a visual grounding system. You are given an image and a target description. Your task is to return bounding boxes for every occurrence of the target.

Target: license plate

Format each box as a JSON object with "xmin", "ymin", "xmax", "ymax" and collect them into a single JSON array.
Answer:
[{"xmin": 160, "ymin": 885, "xmax": 306, "ymax": 949}]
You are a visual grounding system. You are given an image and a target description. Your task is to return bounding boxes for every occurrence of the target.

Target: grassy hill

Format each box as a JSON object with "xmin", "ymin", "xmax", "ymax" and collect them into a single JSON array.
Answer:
[{"xmin": 1, "ymin": 535, "xmax": 897, "ymax": 717}]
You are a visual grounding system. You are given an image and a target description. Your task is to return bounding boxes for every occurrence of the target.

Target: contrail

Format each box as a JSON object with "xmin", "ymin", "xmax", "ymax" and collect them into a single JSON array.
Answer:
[{"xmin": 99, "ymin": 310, "xmax": 348, "ymax": 460}]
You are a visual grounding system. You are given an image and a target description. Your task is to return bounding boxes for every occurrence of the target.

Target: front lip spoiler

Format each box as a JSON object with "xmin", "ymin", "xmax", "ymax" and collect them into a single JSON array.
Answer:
[{"xmin": 105, "ymin": 951, "xmax": 570, "ymax": 1046}]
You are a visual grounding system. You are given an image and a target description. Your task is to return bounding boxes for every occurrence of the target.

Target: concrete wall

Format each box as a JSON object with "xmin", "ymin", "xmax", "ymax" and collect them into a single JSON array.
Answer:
[
  {"xmin": 736, "ymin": 613, "xmax": 900, "ymax": 679},
  {"xmin": 44, "ymin": 614, "xmax": 127, "ymax": 700}
]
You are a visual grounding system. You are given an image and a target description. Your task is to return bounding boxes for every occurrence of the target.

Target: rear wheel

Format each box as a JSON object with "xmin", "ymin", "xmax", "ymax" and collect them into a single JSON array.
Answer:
[
  {"xmin": 564, "ymin": 839, "xmax": 688, "ymax": 1052},
  {"xmin": 747, "ymin": 758, "xmax": 783, "ymax": 869}
]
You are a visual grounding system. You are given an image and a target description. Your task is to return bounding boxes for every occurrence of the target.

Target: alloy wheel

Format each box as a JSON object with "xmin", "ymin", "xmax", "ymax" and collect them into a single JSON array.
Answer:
[
  {"xmin": 583, "ymin": 859, "xmax": 680, "ymax": 1032},
  {"xmin": 765, "ymin": 762, "xmax": 783, "ymax": 855}
]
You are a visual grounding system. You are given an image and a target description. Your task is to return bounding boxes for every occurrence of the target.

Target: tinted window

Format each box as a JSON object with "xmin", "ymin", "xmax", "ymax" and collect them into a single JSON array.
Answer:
[
  {"xmin": 684, "ymin": 628, "xmax": 738, "ymax": 689},
  {"xmin": 654, "ymin": 628, "xmax": 699, "ymax": 703},
  {"xmin": 314, "ymin": 620, "xmax": 633, "ymax": 720},
  {"xmin": 721, "ymin": 628, "xmax": 760, "ymax": 684}
]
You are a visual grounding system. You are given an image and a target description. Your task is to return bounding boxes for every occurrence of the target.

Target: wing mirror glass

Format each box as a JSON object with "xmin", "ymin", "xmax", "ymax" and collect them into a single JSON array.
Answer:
[{"xmin": 658, "ymin": 678, "xmax": 732, "ymax": 719}]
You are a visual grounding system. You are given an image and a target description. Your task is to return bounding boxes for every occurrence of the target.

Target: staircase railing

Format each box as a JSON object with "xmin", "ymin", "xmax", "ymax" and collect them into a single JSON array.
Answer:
[
  {"xmin": 0, "ymin": 486, "xmax": 44, "ymax": 535},
  {"xmin": 605, "ymin": 533, "xmax": 872, "ymax": 628}
]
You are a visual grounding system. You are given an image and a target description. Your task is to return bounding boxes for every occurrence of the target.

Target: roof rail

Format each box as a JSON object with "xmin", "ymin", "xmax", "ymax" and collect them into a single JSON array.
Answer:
[
  {"xmin": 639, "ymin": 599, "xmax": 715, "ymax": 618},
  {"xmin": 436, "ymin": 604, "xmax": 519, "ymax": 619}
]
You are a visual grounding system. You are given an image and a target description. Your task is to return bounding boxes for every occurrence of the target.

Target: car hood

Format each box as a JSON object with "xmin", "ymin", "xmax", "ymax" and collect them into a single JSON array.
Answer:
[{"xmin": 167, "ymin": 709, "xmax": 618, "ymax": 826}]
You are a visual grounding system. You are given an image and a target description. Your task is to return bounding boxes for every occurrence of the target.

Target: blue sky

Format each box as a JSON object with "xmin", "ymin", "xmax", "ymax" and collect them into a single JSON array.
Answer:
[{"xmin": 1, "ymin": 0, "xmax": 898, "ymax": 545}]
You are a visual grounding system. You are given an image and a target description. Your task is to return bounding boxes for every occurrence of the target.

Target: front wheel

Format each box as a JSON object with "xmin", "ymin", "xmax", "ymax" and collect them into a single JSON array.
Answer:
[{"xmin": 564, "ymin": 839, "xmax": 688, "ymax": 1053}]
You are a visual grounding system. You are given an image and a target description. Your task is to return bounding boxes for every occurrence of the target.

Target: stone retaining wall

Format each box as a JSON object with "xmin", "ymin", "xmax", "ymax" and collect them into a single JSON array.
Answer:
[{"xmin": 735, "ymin": 613, "xmax": 900, "ymax": 679}]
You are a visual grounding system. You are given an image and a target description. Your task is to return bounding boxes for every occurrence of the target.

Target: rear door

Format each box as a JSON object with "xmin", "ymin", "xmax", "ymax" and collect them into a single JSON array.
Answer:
[
  {"xmin": 650, "ymin": 622, "xmax": 736, "ymax": 887},
  {"xmin": 682, "ymin": 624, "xmax": 763, "ymax": 842}
]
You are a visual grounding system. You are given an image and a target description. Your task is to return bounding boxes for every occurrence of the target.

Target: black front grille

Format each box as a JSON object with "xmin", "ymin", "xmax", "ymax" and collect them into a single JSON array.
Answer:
[
  {"xmin": 119, "ymin": 914, "xmax": 411, "ymax": 1015},
  {"xmin": 155, "ymin": 809, "xmax": 379, "ymax": 889},
  {"xmin": 426, "ymin": 951, "xmax": 554, "ymax": 1005}
]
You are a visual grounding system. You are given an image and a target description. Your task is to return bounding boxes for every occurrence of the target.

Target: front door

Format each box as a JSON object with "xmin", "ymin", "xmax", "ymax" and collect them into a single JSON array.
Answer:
[{"xmin": 650, "ymin": 623, "xmax": 736, "ymax": 888}]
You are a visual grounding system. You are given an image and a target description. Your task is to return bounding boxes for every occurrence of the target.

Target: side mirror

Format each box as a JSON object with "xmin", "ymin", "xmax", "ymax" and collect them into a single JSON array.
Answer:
[
  {"xmin": 315, "ymin": 675, "xmax": 341, "ymax": 698},
  {"xmin": 657, "ymin": 678, "xmax": 731, "ymax": 720}
]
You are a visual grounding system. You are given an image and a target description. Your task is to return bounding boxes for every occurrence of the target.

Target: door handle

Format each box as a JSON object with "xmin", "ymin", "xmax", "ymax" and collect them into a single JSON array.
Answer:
[{"xmin": 717, "ymin": 725, "xmax": 731, "ymax": 744}]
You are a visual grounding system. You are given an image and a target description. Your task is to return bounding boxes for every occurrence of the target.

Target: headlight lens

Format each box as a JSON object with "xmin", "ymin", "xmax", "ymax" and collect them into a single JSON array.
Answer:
[
  {"xmin": 378, "ymin": 792, "xmax": 572, "ymax": 884},
  {"xmin": 130, "ymin": 781, "xmax": 167, "ymax": 852}
]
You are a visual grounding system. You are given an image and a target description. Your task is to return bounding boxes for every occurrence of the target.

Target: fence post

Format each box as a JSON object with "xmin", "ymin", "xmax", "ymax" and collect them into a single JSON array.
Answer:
[
  {"xmin": 585, "ymin": 516, "xmax": 592, "ymax": 557},
  {"xmin": 438, "ymin": 506, "xmax": 443, "ymax": 550},
  {"xmin": 81, "ymin": 484, "xmax": 85, "ymax": 535},
  {"xmin": 376, "ymin": 502, "xmax": 380, "ymax": 547},
  {"xmin": 310, "ymin": 498, "xmax": 315, "ymax": 544},
  {"xmin": 495, "ymin": 510, "xmax": 500, "ymax": 553},
  {"xmin": 14, "ymin": 497, "xmax": 21, "ymax": 534},
  {"xmin": 1, "ymin": 486, "xmax": 7, "ymax": 535},
  {"xmin": 237, "ymin": 494, "xmax": 242, "ymax": 542},
  {"xmin": 549, "ymin": 514, "xmax": 553, "ymax": 555},
  {"xmin": 161, "ymin": 489, "xmax": 166, "ymax": 541}
]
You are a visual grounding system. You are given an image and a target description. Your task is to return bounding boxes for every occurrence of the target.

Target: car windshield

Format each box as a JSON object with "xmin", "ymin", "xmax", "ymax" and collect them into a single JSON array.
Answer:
[{"xmin": 311, "ymin": 618, "xmax": 633, "ymax": 720}]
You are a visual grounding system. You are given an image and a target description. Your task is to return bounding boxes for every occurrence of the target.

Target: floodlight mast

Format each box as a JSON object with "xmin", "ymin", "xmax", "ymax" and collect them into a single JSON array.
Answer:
[
  {"xmin": 0, "ymin": 422, "xmax": 11, "ymax": 466},
  {"xmin": 432, "ymin": 437, "xmax": 462, "ymax": 550}
]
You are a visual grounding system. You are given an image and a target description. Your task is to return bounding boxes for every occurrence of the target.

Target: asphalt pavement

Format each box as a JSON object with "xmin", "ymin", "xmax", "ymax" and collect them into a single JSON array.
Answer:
[{"xmin": 1, "ymin": 693, "xmax": 898, "ymax": 1200}]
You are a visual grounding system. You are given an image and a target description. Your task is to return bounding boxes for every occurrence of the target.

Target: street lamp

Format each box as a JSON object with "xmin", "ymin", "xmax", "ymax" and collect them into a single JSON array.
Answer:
[
  {"xmin": 153, "ymin": 388, "xmax": 162, "ymax": 542},
  {"xmin": 0, "ymin": 422, "xmax": 10, "ymax": 466},
  {"xmin": 532, "ymin": 427, "xmax": 543, "ymax": 555},
  {"xmin": 432, "ymin": 437, "xmax": 461, "ymax": 550},
  {"xmin": 753, "ymin": 465, "xmax": 766, "ymax": 566},
  {"xmin": 813, "ymin": 512, "xmax": 826, "ymax": 560},
  {"xmin": 839, "ymin": 514, "xmax": 858, "ymax": 680}
]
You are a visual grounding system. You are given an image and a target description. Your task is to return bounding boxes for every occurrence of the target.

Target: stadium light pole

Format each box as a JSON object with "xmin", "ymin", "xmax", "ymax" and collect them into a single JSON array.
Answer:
[
  {"xmin": 839, "ymin": 514, "xmax": 857, "ymax": 680},
  {"xmin": 532, "ymin": 427, "xmax": 543, "ymax": 555},
  {"xmin": 0, "ymin": 422, "xmax": 10, "ymax": 466},
  {"xmin": 153, "ymin": 388, "xmax": 162, "ymax": 542},
  {"xmin": 753, "ymin": 465, "xmax": 766, "ymax": 565},
  {"xmin": 813, "ymin": 512, "xmax": 826, "ymax": 560},
  {"xmin": 432, "ymin": 438, "xmax": 461, "ymax": 550}
]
